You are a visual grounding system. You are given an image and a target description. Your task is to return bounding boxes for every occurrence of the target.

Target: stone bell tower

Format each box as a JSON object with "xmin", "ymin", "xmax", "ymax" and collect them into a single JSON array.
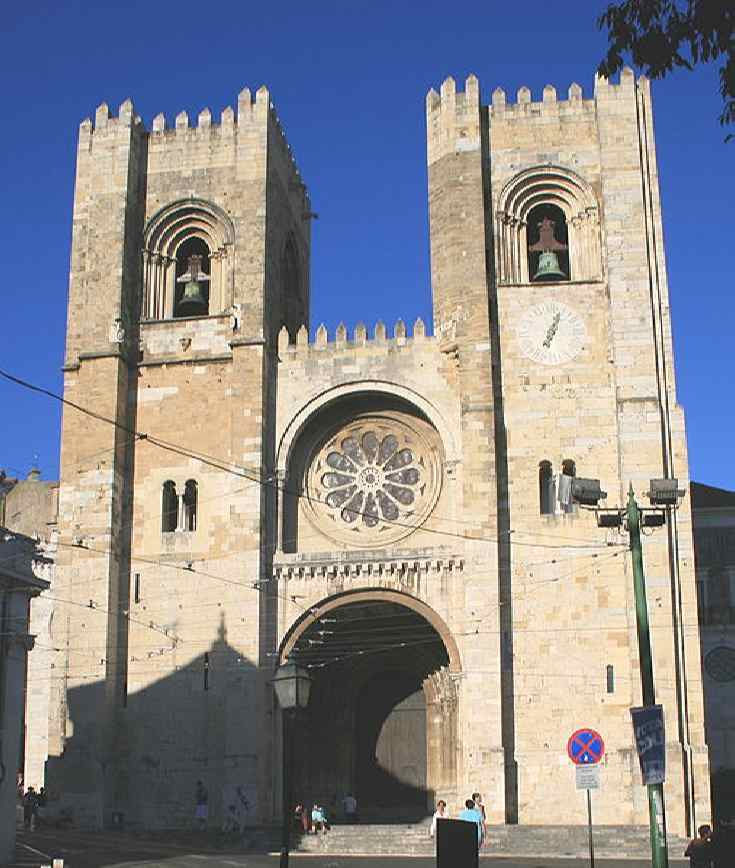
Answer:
[
  {"xmin": 426, "ymin": 71, "xmax": 710, "ymax": 832},
  {"xmin": 51, "ymin": 88, "xmax": 310, "ymax": 827}
]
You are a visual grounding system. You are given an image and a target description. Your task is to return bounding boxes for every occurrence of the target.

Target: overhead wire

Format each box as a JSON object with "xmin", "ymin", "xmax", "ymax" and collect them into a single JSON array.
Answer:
[
  {"xmin": 1, "ymin": 366, "xmax": 628, "ymax": 551},
  {"xmin": 6, "ymin": 366, "xmax": 687, "ymax": 691}
]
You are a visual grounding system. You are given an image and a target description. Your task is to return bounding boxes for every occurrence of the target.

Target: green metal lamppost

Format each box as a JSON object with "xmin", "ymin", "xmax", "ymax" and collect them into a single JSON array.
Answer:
[
  {"xmin": 573, "ymin": 477, "xmax": 686, "ymax": 868},
  {"xmin": 272, "ymin": 659, "xmax": 312, "ymax": 868}
]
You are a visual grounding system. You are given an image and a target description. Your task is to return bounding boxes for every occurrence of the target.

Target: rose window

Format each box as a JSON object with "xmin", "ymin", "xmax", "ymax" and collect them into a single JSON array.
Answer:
[{"xmin": 304, "ymin": 415, "xmax": 441, "ymax": 547}]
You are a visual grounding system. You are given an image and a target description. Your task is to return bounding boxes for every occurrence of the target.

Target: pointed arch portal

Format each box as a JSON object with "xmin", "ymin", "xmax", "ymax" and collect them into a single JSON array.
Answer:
[{"xmin": 278, "ymin": 591, "xmax": 460, "ymax": 819}]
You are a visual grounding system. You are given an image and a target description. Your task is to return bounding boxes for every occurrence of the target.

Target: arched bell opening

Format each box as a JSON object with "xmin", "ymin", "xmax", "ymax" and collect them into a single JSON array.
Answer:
[
  {"xmin": 278, "ymin": 593, "xmax": 459, "ymax": 821},
  {"xmin": 174, "ymin": 236, "xmax": 211, "ymax": 317},
  {"xmin": 526, "ymin": 203, "xmax": 570, "ymax": 283}
]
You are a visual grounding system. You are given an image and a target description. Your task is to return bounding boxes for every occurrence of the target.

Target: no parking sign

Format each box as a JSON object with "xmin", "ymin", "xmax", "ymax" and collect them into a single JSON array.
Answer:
[{"xmin": 567, "ymin": 727, "xmax": 605, "ymax": 765}]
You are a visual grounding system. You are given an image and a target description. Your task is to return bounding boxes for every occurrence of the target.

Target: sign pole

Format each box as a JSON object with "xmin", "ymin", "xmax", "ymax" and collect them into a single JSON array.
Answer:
[
  {"xmin": 586, "ymin": 789, "xmax": 595, "ymax": 868},
  {"xmin": 628, "ymin": 486, "xmax": 669, "ymax": 868}
]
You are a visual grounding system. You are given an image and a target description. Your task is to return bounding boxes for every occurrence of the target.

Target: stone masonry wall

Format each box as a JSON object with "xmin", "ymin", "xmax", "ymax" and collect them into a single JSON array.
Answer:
[
  {"xmin": 482, "ymin": 71, "xmax": 709, "ymax": 831},
  {"xmin": 48, "ymin": 72, "xmax": 708, "ymax": 836},
  {"xmin": 51, "ymin": 86, "xmax": 310, "ymax": 828}
]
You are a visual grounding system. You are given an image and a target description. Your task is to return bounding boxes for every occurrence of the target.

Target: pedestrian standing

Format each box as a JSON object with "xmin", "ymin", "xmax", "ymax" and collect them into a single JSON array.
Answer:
[
  {"xmin": 194, "ymin": 780, "xmax": 208, "ymax": 831},
  {"xmin": 710, "ymin": 818, "xmax": 735, "ymax": 868},
  {"xmin": 429, "ymin": 799, "xmax": 448, "ymax": 838},
  {"xmin": 458, "ymin": 798, "xmax": 484, "ymax": 847},
  {"xmin": 684, "ymin": 824, "xmax": 713, "ymax": 868},
  {"xmin": 472, "ymin": 792, "xmax": 487, "ymax": 847},
  {"xmin": 294, "ymin": 803, "xmax": 309, "ymax": 833},
  {"xmin": 36, "ymin": 787, "xmax": 47, "ymax": 827},
  {"xmin": 342, "ymin": 792, "xmax": 358, "ymax": 823},
  {"xmin": 311, "ymin": 804, "xmax": 325, "ymax": 834},
  {"xmin": 23, "ymin": 787, "xmax": 38, "ymax": 831}
]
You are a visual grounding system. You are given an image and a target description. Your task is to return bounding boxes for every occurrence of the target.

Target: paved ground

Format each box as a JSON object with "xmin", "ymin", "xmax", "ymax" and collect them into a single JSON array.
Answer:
[{"xmin": 13, "ymin": 830, "xmax": 689, "ymax": 868}]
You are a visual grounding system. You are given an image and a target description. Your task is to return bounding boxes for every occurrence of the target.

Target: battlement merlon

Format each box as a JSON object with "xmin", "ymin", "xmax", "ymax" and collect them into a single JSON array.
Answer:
[
  {"xmin": 426, "ymin": 75, "xmax": 482, "ymax": 167},
  {"xmin": 426, "ymin": 68, "xmax": 646, "ymax": 163},
  {"xmin": 77, "ymin": 87, "xmax": 309, "ymax": 209},
  {"xmin": 277, "ymin": 318, "xmax": 435, "ymax": 356}
]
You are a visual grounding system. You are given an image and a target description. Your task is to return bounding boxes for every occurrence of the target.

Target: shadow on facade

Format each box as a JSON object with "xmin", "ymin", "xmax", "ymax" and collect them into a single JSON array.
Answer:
[
  {"xmin": 46, "ymin": 615, "xmax": 261, "ymax": 832},
  {"xmin": 44, "ymin": 605, "xmax": 449, "ymax": 840}
]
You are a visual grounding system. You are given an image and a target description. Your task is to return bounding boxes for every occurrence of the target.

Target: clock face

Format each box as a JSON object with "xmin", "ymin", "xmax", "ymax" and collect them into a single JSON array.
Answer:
[{"xmin": 516, "ymin": 301, "xmax": 587, "ymax": 366}]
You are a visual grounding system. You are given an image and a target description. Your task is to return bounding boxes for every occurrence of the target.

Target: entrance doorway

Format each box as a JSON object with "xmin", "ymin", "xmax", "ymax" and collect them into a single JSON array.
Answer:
[{"xmin": 281, "ymin": 592, "xmax": 459, "ymax": 821}]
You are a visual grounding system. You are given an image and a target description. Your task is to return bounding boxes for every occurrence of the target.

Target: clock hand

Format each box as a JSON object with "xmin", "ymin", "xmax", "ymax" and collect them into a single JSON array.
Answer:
[{"xmin": 543, "ymin": 312, "xmax": 561, "ymax": 348}]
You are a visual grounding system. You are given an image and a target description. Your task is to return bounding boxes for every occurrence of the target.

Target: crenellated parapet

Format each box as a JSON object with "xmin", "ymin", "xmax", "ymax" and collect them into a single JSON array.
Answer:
[
  {"xmin": 426, "ymin": 74, "xmax": 481, "ymax": 166},
  {"xmin": 77, "ymin": 87, "xmax": 307, "ymax": 203},
  {"xmin": 277, "ymin": 317, "xmax": 432, "ymax": 356},
  {"xmin": 81, "ymin": 87, "xmax": 267, "ymax": 137},
  {"xmin": 425, "ymin": 69, "xmax": 642, "ymax": 154},
  {"xmin": 489, "ymin": 67, "xmax": 639, "ymax": 121}
]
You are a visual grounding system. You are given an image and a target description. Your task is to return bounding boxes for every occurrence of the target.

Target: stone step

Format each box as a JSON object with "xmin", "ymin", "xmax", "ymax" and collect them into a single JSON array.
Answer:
[{"xmin": 281, "ymin": 823, "xmax": 691, "ymax": 858}]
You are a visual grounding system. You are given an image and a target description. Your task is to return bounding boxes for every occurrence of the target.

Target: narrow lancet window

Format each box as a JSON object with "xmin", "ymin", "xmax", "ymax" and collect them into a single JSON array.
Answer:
[
  {"xmin": 539, "ymin": 461, "xmax": 555, "ymax": 515},
  {"xmin": 162, "ymin": 481, "xmax": 178, "ymax": 532},
  {"xmin": 183, "ymin": 480, "xmax": 198, "ymax": 532},
  {"xmin": 560, "ymin": 460, "xmax": 577, "ymax": 513}
]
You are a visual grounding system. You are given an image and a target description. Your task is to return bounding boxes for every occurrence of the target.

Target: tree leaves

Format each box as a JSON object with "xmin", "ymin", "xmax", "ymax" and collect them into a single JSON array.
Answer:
[{"xmin": 597, "ymin": 1, "xmax": 734, "ymax": 137}]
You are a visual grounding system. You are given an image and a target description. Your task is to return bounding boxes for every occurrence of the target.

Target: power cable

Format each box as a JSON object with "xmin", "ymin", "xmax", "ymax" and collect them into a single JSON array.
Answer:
[{"xmin": 1, "ymin": 367, "xmax": 626, "ymax": 551}]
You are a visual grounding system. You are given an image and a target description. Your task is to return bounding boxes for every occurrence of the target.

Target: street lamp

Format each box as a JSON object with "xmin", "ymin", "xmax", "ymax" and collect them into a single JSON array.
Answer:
[
  {"xmin": 573, "ymin": 478, "xmax": 687, "ymax": 868},
  {"xmin": 272, "ymin": 659, "xmax": 312, "ymax": 868}
]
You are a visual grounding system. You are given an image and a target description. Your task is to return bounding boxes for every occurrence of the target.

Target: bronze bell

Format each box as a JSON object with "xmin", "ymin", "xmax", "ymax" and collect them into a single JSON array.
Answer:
[
  {"xmin": 529, "ymin": 215, "xmax": 568, "ymax": 282},
  {"xmin": 533, "ymin": 251, "xmax": 566, "ymax": 281},
  {"xmin": 176, "ymin": 254, "xmax": 210, "ymax": 316}
]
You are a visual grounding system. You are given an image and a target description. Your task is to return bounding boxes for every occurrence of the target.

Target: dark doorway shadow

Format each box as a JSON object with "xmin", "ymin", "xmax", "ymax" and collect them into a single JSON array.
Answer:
[{"xmin": 286, "ymin": 596, "xmax": 457, "ymax": 823}]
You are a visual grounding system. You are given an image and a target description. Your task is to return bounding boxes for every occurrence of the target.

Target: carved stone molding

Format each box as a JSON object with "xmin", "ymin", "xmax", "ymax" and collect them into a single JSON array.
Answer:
[
  {"xmin": 495, "ymin": 165, "xmax": 602, "ymax": 284},
  {"xmin": 273, "ymin": 555, "xmax": 464, "ymax": 581}
]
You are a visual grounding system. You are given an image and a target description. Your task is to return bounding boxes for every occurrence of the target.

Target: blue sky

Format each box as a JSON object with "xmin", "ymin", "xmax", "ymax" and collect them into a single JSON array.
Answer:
[{"xmin": 1, "ymin": 1, "xmax": 732, "ymax": 490}]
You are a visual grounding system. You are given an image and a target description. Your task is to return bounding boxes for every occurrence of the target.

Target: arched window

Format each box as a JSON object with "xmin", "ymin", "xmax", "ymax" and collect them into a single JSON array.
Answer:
[
  {"xmin": 162, "ymin": 481, "xmax": 178, "ymax": 532},
  {"xmin": 183, "ymin": 480, "xmax": 198, "ymax": 532},
  {"xmin": 527, "ymin": 203, "xmax": 570, "ymax": 283},
  {"xmin": 142, "ymin": 199, "xmax": 235, "ymax": 321},
  {"xmin": 280, "ymin": 236, "xmax": 306, "ymax": 339},
  {"xmin": 162, "ymin": 479, "xmax": 198, "ymax": 532},
  {"xmin": 539, "ymin": 461, "xmax": 555, "ymax": 515},
  {"xmin": 494, "ymin": 166, "xmax": 602, "ymax": 284},
  {"xmin": 174, "ymin": 237, "xmax": 210, "ymax": 318}
]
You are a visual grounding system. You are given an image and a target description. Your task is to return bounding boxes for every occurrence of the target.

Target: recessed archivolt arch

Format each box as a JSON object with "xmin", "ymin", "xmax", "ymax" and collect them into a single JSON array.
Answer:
[
  {"xmin": 495, "ymin": 165, "xmax": 602, "ymax": 284},
  {"xmin": 278, "ymin": 588, "xmax": 462, "ymax": 674},
  {"xmin": 141, "ymin": 198, "xmax": 236, "ymax": 320},
  {"xmin": 278, "ymin": 233, "xmax": 307, "ymax": 338},
  {"xmin": 276, "ymin": 381, "xmax": 459, "ymax": 478}
]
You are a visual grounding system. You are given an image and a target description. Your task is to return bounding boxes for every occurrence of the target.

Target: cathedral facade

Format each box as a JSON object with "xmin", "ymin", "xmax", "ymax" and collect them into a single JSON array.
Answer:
[{"xmin": 48, "ymin": 71, "xmax": 710, "ymax": 833}]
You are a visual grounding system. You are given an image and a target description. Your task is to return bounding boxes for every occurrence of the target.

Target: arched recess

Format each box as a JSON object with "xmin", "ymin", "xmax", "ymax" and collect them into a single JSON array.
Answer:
[
  {"xmin": 279, "ymin": 234, "xmax": 307, "ymax": 339},
  {"xmin": 495, "ymin": 165, "xmax": 602, "ymax": 284},
  {"xmin": 279, "ymin": 588, "xmax": 462, "ymax": 673},
  {"xmin": 277, "ymin": 381, "xmax": 459, "ymax": 477},
  {"xmin": 142, "ymin": 198, "xmax": 235, "ymax": 320},
  {"xmin": 277, "ymin": 589, "xmax": 461, "ymax": 815},
  {"xmin": 277, "ymin": 385, "xmax": 453, "ymax": 553}
]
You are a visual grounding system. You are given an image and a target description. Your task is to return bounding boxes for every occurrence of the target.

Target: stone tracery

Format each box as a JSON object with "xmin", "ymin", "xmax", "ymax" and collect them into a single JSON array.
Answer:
[{"xmin": 304, "ymin": 415, "xmax": 441, "ymax": 547}]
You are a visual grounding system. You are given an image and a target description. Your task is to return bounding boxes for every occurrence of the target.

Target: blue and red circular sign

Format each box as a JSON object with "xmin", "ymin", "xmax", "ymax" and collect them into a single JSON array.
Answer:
[{"xmin": 567, "ymin": 728, "xmax": 605, "ymax": 765}]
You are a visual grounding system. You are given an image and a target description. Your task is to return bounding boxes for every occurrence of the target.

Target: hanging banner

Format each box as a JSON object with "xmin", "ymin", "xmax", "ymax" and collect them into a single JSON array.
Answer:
[{"xmin": 630, "ymin": 704, "xmax": 665, "ymax": 785}]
